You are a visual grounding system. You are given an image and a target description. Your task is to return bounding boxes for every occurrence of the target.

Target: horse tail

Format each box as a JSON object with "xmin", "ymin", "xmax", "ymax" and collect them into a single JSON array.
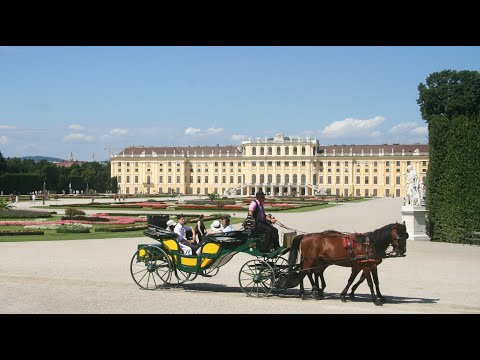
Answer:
[{"xmin": 288, "ymin": 234, "xmax": 304, "ymax": 269}]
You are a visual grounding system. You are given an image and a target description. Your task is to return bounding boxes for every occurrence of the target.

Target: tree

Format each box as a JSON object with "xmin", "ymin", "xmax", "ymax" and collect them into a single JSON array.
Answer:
[
  {"xmin": 417, "ymin": 70, "xmax": 480, "ymax": 123},
  {"xmin": 0, "ymin": 151, "xmax": 6, "ymax": 175},
  {"xmin": 417, "ymin": 70, "xmax": 480, "ymax": 243},
  {"xmin": 110, "ymin": 176, "xmax": 118, "ymax": 193}
]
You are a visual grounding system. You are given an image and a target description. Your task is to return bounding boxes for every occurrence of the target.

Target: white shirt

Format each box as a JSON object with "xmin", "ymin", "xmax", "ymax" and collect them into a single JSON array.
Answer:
[
  {"xmin": 173, "ymin": 223, "xmax": 193, "ymax": 255},
  {"xmin": 174, "ymin": 223, "xmax": 192, "ymax": 244},
  {"xmin": 222, "ymin": 225, "xmax": 235, "ymax": 232}
]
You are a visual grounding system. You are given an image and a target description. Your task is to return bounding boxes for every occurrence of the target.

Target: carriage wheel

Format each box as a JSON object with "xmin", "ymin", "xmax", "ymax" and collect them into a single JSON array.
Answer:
[
  {"xmin": 171, "ymin": 267, "xmax": 192, "ymax": 284},
  {"xmin": 130, "ymin": 246, "xmax": 172, "ymax": 290},
  {"xmin": 271, "ymin": 256, "xmax": 290, "ymax": 293},
  {"xmin": 238, "ymin": 259, "xmax": 275, "ymax": 298},
  {"xmin": 202, "ymin": 267, "xmax": 219, "ymax": 277}
]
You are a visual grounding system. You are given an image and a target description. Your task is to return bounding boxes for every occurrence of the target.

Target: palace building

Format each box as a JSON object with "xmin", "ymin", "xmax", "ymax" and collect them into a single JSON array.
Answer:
[{"xmin": 110, "ymin": 134, "xmax": 428, "ymax": 198}]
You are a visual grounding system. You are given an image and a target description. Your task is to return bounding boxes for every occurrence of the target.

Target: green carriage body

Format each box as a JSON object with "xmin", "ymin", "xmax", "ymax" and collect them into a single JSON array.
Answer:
[{"xmin": 130, "ymin": 225, "xmax": 292, "ymax": 297}]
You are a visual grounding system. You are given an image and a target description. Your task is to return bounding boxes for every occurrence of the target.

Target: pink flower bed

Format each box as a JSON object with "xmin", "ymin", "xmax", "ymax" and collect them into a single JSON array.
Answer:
[
  {"xmin": 0, "ymin": 214, "xmax": 146, "ymax": 226},
  {"xmin": 176, "ymin": 204, "xmax": 244, "ymax": 210}
]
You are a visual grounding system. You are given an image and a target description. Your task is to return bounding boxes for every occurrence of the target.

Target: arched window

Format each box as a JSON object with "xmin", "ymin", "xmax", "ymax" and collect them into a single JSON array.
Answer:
[
  {"xmin": 268, "ymin": 147, "xmax": 272, "ymax": 155},
  {"xmin": 267, "ymin": 174, "xmax": 272, "ymax": 183},
  {"xmin": 252, "ymin": 147, "xmax": 256, "ymax": 156},
  {"xmin": 313, "ymin": 174, "xmax": 317, "ymax": 184},
  {"xmin": 146, "ymin": 175, "xmax": 151, "ymax": 184},
  {"xmin": 301, "ymin": 174, "xmax": 306, "ymax": 185},
  {"xmin": 301, "ymin": 146, "xmax": 306, "ymax": 155},
  {"xmin": 260, "ymin": 174, "xmax": 265, "ymax": 184},
  {"xmin": 252, "ymin": 174, "xmax": 256, "ymax": 184},
  {"xmin": 276, "ymin": 147, "xmax": 281, "ymax": 155},
  {"xmin": 260, "ymin": 147, "xmax": 265, "ymax": 155},
  {"xmin": 285, "ymin": 147, "xmax": 289, "ymax": 155},
  {"xmin": 293, "ymin": 146, "xmax": 297, "ymax": 155},
  {"xmin": 285, "ymin": 174, "xmax": 290, "ymax": 184},
  {"xmin": 276, "ymin": 174, "xmax": 281, "ymax": 184},
  {"xmin": 293, "ymin": 174, "xmax": 298, "ymax": 184}
]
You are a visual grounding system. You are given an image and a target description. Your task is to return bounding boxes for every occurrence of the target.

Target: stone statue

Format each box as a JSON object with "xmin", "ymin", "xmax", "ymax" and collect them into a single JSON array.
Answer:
[
  {"xmin": 419, "ymin": 182, "xmax": 425, "ymax": 200},
  {"xmin": 406, "ymin": 165, "xmax": 421, "ymax": 206}
]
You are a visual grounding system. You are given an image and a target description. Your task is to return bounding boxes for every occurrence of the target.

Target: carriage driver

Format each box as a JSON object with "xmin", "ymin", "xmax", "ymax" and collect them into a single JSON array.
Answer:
[{"xmin": 246, "ymin": 191, "xmax": 280, "ymax": 251}]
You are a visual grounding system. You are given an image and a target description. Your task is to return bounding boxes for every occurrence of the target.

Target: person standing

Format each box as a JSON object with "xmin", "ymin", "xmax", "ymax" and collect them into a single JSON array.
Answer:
[
  {"xmin": 195, "ymin": 214, "xmax": 208, "ymax": 243},
  {"xmin": 246, "ymin": 191, "xmax": 280, "ymax": 251}
]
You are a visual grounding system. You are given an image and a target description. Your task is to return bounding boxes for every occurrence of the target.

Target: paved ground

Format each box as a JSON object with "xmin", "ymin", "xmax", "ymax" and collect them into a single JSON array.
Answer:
[{"xmin": 1, "ymin": 196, "xmax": 479, "ymax": 314}]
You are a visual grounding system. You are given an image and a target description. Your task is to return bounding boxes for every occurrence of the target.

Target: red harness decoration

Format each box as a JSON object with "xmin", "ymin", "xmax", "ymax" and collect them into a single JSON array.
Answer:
[{"xmin": 342, "ymin": 234, "xmax": 355, "ymax": 250}]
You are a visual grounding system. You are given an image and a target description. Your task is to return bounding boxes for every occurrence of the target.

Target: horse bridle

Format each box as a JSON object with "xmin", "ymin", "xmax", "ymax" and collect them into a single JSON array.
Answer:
[{"xmin": 390, "ymin": 226, "xmax": 407, "ymax": 256}]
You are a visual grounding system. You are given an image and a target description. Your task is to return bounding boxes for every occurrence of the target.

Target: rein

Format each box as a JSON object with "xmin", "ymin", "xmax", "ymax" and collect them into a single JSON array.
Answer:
[{"xmin": 274, "ymin": 220, "xmax": 308, "ymax": 234}]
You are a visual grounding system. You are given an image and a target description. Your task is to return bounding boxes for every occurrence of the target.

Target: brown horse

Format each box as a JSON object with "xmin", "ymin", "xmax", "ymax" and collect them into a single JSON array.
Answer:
[{"xmin": 287, "ymin": 222, "xmax": 408, "ymax": 306}]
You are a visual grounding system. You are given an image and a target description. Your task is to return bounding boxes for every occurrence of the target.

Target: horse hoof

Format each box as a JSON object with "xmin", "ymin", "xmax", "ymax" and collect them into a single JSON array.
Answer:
[
  {"xmin": 374, "ymin": 300, "xmax": 383, "ymax": 306},
  {"xmin": 340, "ymin": 296, "xmax": 347, "ymax": 303},
  {"xmin": 349, "ymin": 293, "xmax": 355, "ymax": 299}
]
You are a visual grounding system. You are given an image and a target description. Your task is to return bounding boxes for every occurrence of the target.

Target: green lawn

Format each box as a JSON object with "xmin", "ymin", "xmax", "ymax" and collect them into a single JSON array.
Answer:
[
  {"xmin": 0, "ymin": 217, "xmax": 246, "ymax": 242},
  {"xmin": 0, "ymin": 229, "xmax": 147, "ymax": 242}
]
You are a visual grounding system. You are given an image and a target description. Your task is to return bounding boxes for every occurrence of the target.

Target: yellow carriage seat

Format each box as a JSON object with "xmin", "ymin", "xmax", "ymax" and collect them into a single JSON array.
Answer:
[{"xmin": 200, "ymin": 242, "xmax": 221, "ymax": 268}]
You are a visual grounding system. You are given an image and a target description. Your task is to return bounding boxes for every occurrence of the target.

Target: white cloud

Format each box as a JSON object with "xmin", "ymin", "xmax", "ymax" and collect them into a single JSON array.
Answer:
[
  {"xmin": 321, "ymin": 116, "xmax": 386, "ymax": 138},
  {"xmin": 185, "ymin": 127, "xmax": 201, "ymax": 135},
  {"xmin": 410, "ymin": 126, "xmax": 428, "ymax": 136},
  {"xmin": 109, "ymin": 128, "xmax": 128, "ymax": 136},
  {"xmin": 0, "ymin": 125, "xmax": 16, "ymax": 130},
  {"xmin": 69, "ymin": 124, "xmax": 84, "ymax": 130},
  {"xmin": 205, "ymin": 127, "xmax": 223, "ymax": 135},
  {"xmin": 231, "ymin": 134, "xmax": 247, "ymax": 141},
  {"xmin": 0, "ymin": 135, "xmax": 8, "ymax": 145},
  {"xmin": 185, "ymin": 127, "xmax": 223, "ymax": 136},
  {"xmin": 62, "ymin": 133, "xmax": 94, "ymax": 142},
  {"xmin": 388, "ymin": 122, "xmax": 417, "ymax": 134}
]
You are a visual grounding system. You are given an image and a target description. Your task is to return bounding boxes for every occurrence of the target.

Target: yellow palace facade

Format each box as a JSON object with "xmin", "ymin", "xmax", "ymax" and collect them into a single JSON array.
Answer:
[{"xmin": 110, "ymin": 134, "xmax": 428, "ymax": 198}]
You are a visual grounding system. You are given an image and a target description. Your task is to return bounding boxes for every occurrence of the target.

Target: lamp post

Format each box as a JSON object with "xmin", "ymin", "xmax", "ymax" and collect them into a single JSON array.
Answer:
[{"xmin": 42, "ymin": 181, "xmax": 46, "ymax": 205}]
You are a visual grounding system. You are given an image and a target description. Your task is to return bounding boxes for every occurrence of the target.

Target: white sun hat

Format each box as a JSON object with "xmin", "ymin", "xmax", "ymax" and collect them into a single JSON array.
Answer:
[
  {"xmin": 211, "ymin": 220, "xmax": 222, "ymax": 230},
  {"xmin": 166, "ymin": 220, "xmax": 176, "ymax": 227}
]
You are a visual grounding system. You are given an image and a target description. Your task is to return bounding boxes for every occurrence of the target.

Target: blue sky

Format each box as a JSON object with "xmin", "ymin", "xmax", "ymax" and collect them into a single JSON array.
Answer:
[{"xmin": 0, "ymin": 46, "xmax": 479, "ymax": 161}]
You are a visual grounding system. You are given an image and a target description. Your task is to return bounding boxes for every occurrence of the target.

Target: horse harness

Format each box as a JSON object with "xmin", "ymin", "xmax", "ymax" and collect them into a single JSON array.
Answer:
[
  {"xmin": 301, "ymin": 232, "xmax": 378, "ymax": 269},
  {"xmin": 341, "ymin": 233, "xmax": 377, "ymax": 263}
]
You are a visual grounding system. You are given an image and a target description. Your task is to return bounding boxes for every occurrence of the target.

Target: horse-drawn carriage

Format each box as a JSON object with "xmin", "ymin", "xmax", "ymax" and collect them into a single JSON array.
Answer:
[
  {"xmin": 130, "ymin": 223, "xmax": 296, "ymax": 297},
  {"xmin": 130, "ymin": 218, "xmax": 408, "ymax": 305}
]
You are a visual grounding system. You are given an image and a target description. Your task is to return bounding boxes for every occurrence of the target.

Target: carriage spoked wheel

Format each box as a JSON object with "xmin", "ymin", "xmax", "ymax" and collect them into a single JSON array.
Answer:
[
  {"xmin": 201, "ymin": 267, "xmax": 219, "ymax": 277},
  {"xmin": 171, "ymin": 267, "xmax": 192, "ymax": 284},
  {"xmin": 270, "ymin": 256, "xmax": 290, "ymax": 293},
  {"xmin": 238, "ymin": 259, "xmax": 275, "ymax": 297},
  {"xmin": 130, "ymin": 245, "xmax": 172, "ymax": 290}
]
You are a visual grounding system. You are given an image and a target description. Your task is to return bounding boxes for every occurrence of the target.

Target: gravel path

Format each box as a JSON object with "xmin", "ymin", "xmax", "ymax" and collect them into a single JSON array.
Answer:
[{"xmin": 1, "ymin": 196, "xmax": 479, "ymax": 314}]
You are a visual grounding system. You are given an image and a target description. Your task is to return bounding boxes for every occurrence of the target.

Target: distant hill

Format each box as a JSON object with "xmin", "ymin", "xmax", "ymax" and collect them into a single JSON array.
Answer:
[{"xmin": 21, "ymin": 156, "xmax": 66, "ymax": 162}]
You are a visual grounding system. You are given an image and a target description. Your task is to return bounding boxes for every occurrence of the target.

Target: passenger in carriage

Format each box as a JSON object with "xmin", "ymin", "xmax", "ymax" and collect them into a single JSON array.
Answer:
[
  {"xmin": 221, "ymin": 215, "xmax": 235, "ymax": 233},
  {"xmin": 167, "ymin": 219, "xmax": 191, "ymax": 255},
  {"xmin": 174, "ymin": 215, "xmax": 200, "ymax": 256},
  {"xmin": 247, "ymin": 191, "xmax": 280, "ymax": 251},
  {"xmin": 210, "ymin": 220, "xmax": 223, "ymax": 233}
]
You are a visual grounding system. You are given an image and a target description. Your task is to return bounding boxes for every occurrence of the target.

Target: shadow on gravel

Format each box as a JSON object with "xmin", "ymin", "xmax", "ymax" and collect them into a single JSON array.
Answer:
[
  {"xmin": 281, "ymin": 292, "xmax": 438, "ymax": 304},
  {"xmin": 179, "ymin": 283, "xmax": 438, "ymax": 304}
]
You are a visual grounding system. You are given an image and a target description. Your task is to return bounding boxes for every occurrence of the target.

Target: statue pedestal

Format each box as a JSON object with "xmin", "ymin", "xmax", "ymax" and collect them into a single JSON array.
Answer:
[{"xmin": 401, "ymin": 205, "xmax": 430, "ymax": 241}]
